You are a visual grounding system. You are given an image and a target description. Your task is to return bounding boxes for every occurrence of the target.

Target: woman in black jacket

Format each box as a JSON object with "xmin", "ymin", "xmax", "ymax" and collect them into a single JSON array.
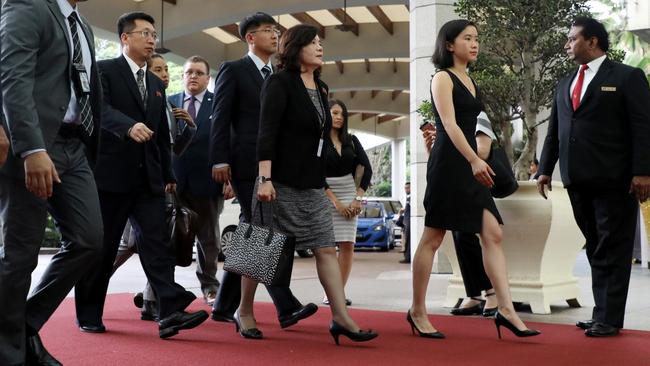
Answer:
[
  {"xmin": 322, "ymin": 100, "xmax": 372, "ymax": 306},
  {"xmin": 237, "ymin": 24, "xmax": 377, "ymax": 345}
]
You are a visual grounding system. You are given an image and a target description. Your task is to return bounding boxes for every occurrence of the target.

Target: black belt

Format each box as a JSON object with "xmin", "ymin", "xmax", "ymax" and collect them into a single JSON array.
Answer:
[{"xmin": 58, "ymin": 123, "xmax": 83, "ymax": 139}]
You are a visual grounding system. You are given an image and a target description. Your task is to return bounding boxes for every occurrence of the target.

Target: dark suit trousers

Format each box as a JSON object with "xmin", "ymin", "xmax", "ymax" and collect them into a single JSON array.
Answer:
[
  {"xmin": 402, "ymin": 222, "xmax": 411, "ymax": 262},
  {"xmin": 75, "ymin": 179, "xmax": 195, "ymax": 325},
  {"xmin": 567, "ymin": 187, "xmax": 638, "ymax": 328},
  {"xmin": 452, "ymin": 231, "xmax": 492, "ymax": 297},
  {"xmin": 213, "ymin": 178, "xmax": 302, "ymax": 318},
  {"xmin": 0, "ymin": 137, "xmax": 102, "ymax": 366}
]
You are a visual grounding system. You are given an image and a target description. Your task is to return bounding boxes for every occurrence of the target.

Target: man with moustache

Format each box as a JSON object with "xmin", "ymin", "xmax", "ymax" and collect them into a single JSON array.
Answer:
[
  {"xmin": 1, "ymin": 0, "xmax": 102, "ymax": 364},
  {"xmin": 538, "ymin": 17, "xmax": 650, "ymax": 337},
  {"xmin": 210, "ymin": 12, "xmax": 318, "ymax": 328},
  {"xmin": 74, "ymin": 11, "xmax": 208, "ymax": 339}
]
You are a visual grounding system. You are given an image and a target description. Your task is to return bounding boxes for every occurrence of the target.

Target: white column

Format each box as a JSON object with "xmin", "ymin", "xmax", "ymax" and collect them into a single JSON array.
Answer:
[
  {"xmin": 409, "ymin": 0, "xmax": 456, "ymax": 273},
  {"xmin": 391, "ymin": 139, "xmax": 407, "ymax": 200}
]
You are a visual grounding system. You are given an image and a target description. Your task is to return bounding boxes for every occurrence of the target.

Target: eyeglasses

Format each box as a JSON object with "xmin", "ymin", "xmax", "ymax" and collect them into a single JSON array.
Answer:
[
  {"xmin": 249, "ymin": 28, "xmax": 281, "ymax": 36},
  {"xmin": 126, "ymin": 30, "xmax": 159, "ymax": 42},
  {"xmin": 184, "ymin": 70, "xmax": 207, "ymax": 78}
]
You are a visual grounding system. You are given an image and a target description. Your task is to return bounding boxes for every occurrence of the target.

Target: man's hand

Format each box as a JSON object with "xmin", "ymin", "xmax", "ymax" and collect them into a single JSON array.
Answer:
[
  {"xmin": 172, "ymin": 108, "xmax": 195, "ymax": 127},
  {"xmin": 223, "ymin": 181, "xmax": 235, "ymax": 200},
  {"xmin": 212, "ymin": 165, "xmax": 231, "ymax": 183},
  {"xmin": 128, "ymin": 122, "xmax": 154, "ymax": 143},
  {"xmin": 0, "ymin": 127, "xmax": 9, "ymax": 167},
  {"xmin": 630, "ymin": 176, "xmax": 650, "ymax": 203},
  {"xmin": 537, "ymin": 175, "xmax": 552, "ymax": 199},
  {"xmin": 24, "ymin": 151, "xmax": 60, "ymax": 199},
  {"xmin": 165, "ymin": 183, "xmax": 176, "ymax": 194}
]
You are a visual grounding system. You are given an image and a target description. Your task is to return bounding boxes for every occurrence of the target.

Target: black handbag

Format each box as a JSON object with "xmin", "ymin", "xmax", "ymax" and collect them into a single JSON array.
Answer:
[
  {"xmin": 223, "ymin": 202, "xmax": 295, "ymax": 287},
  {"xmin": 166, "ymin": 192, "xmax": 199, "ymax": 267},
  {"xmin": 486, "ymin": 143, "xmax": 519, "ymax": 198}
]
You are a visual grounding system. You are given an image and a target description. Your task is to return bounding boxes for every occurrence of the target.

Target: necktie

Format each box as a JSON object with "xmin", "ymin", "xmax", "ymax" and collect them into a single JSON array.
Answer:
[
  {"xmin": 67, "ymin": 13, "xmax": 93, "ymax": 136},
  {"xmin": 136, "ymin": 69, "xmax": 147, "ymax": 106},
  {"xmin": 187, "ymin": 95, "xmax": 197, "ymax": 121},
  {"xmin": 166, "ymin": 101, "xmax": 176, "ymax": 145},
  {"xmin": 572, "ymin": 64, "xmax": 589, "ymax": 111},
  {"xmin": 261, "ymin": 65, "xmax": 271, "ymax": 80}
]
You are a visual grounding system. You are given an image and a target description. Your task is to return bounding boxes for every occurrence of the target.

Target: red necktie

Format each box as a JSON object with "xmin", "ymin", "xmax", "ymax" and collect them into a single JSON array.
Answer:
[{"xmin": 572, "ymin": 64, "xmax": 589, "ymax": 111}]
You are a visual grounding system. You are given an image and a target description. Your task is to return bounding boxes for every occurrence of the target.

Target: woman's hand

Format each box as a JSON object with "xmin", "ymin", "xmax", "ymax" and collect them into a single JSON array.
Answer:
[
  {"xmin": 334, "ymin": 199, "xmax": 352, "ymax": 218},
  {"xmin": 257, "ymin": 181, "xmax": 276, "ymax": 201},
  {"xmin": 172, "ymin": 108, "xmax": 195, "ymax": 127},
  {"xmin": 471, "ymin": 158, "xmax": 495, "ymax": 188},
  {"xmin": 348, "ymin": 199, "xmax": 362, "ymax": 217}
]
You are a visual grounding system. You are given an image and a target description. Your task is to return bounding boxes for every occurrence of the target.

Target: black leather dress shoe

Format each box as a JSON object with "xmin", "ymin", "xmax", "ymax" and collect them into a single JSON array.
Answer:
[
  {"xmin": 278, "ymin": 303, "xmax": 318, "ymax": 329},
  {"xmin": 141, "ymin": 300, "xmax": 159, "ymax": 321},
  {"xmin": 576, "ymin": 319, "xmax": 595, "ymax": 330},
  {"xmin": 26, "ymin": 333, "xmax": 62, "ymax": 366},
  {"xmin": 159, "ymin": 310, "xmax": 209, "ymax": 339},
  {"xmin": 79, "ymin": 324, "xmax": 106, "ymax": 333},
  {"xmin": 211, "ymin": 310, "xmax": 235, "ymax": 323},
  {"xmin": 133, "ymin": 292, "xmax": 144, "ymax": 309},
  {"xmin": 585, "ymin": 322, "xmax": 620, "ymax": 337}
]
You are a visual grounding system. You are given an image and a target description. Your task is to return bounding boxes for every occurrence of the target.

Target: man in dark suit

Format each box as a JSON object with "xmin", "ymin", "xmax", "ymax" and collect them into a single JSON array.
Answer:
[
  {"xmin": 210, "ymin": 12, "xmax": 317, "ymax": 328},
  {"xmin": 538, "ymin": 17, "xmax": 650, "ymax": 337},
  {"xmin": 170, "ymin": 55, "xmax": 233, "ymax": 306},
  {"xmin": 1, "ymin": 0, "xmax": 102, "ymax": 364},
  {"xmin": 74, "ymin": 11, "xmax": 208, "ymax": 339}
]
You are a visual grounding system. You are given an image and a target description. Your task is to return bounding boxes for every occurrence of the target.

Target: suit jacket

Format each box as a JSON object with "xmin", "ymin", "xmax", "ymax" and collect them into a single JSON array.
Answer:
[
  {"xmin": 539, "ymin": 58, "xmax": 650, "ymax": 189},
  {"xmin": 93, "ymin": 56, "xmax": 174, "ymax": 195},
  {"xmin": 169, "ymin": 91, "xmax": 221, "ymax": 197},
  {"xmin": 210, "ymin": 56, "xmax": 269, "ymax": 181},
  {"xmin": 257, "ymin": 70, "xmax": 331, "ymax": 189},
  {"xmin": 0, "ymin": 0, "xmax": 102, "ymax": 177}
]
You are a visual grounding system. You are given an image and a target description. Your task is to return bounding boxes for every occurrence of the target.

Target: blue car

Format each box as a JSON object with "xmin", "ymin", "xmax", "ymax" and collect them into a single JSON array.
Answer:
[{"xmin": 355, "ymin": 199, "xmax": 401, "ymax": 251}]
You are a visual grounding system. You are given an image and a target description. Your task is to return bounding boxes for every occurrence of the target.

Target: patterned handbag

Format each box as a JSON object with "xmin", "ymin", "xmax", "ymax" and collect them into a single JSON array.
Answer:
[{"xmin": 223, "ymin": 202, "xmax": 295, "ymax": 287}]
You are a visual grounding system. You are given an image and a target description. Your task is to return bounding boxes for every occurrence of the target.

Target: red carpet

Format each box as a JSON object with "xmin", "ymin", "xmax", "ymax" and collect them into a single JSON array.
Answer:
[{"xmin": 40, "ymin": 294, "xmax": 649, "ymax": 366}]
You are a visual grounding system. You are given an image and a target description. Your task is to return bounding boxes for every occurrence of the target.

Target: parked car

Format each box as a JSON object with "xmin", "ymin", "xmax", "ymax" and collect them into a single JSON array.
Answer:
[
  {"xmin": 216, "ymin": 198, "xmax": 313, "ymax": 261},
  {"xmin": 354, "ymin": 198, "xmax": 402, "ymax": 251}
]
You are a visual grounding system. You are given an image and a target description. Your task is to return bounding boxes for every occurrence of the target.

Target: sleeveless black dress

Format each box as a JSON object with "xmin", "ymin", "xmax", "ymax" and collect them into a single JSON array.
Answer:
[{"xmin": 423, "ymin": 70, "xmax": 503, "ymax": 233}]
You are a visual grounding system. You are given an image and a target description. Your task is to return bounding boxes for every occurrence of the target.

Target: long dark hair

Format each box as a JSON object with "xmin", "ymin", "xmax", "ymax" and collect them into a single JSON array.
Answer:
[
  {"xmin": 328, "ymin": 99, "xmax": 352, "ymax": 146},
  {"xmin": 431, "ymin": 19, "xmax": 477, "ymax": 69},
  {"xmin": 276, "ymin": 24, "xmax": 321, "ymax": 78}
]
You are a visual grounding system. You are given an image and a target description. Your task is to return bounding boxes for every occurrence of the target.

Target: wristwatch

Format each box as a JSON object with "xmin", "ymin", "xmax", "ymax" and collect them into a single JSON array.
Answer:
[
  {"xmin": 354, "ymin": 196, "xmax": 363, "ymax": 202},
  {"xmin": 257, "ymin": 176, "xmax": 272, "ymax": 184}
]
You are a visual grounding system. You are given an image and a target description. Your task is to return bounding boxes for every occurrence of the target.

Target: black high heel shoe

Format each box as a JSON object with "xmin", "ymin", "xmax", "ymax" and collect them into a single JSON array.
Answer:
[
  {"xmin": 233, "ymin": 311, "xmax": 263, "ymax": 339},
  {"xmin": 406, "ymin": 310, "xmax": 445, "ymax": 339},
  {"xmin": 482, "ymin": 291, "xmax": 498, "ymax": 317},
  {"xmin": 494, "ymin": 311, "xmax": 541, "ymax": 339},
  {"xmin": 329, "ymin": 321, "xmax": 378, "ymax": 345},
  {"xmin": 450, "ymin": 297, "xmax": 485, "ymax": 316}
]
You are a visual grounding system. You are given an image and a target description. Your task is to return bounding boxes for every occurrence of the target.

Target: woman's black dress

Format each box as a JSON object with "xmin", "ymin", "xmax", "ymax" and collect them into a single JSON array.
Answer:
[{"xmin": 423, "ymin": 70, "xmax": 503, "ymax": 233}]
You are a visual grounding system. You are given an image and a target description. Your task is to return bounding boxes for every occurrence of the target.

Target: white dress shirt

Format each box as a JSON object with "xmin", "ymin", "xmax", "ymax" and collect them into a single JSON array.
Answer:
[
  {"xmin": 247, "ymin": 51, "xmax": 273, "ymax": 78},
  {"xmin": 183, "ymin": 89, "xmax": 207, "ymax": 115},
  {"xmin": 569, "ymin": 54, "xmax": 607, "ymax": 101},
  {"xmin": 123, "ymin": 52, "xmax": 148, "ymax": 89}
]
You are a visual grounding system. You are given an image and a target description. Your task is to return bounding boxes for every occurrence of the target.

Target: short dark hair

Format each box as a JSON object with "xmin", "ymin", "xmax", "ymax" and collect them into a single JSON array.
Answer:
[
  {"xmin": 185, "ymin": 55, "xmax": 211, "ymax": 73},
  {"xmin": 117, "ymin": 12, "xmax": 155, "ymax": 38},
  {"xmin": 239, "ymin": 12, "xmax": 277, "ymax": 39},
  {"xmin": 328, "ymin": 99, "xmax": 352, "ymax": 146},
  {"xmin": 277, "ymin": 24, "xmax": 321, "ymax": 77},
  {"xmin": 532, "ymin": 158, "xmax": 539, "ymax": 165},
  {"xmin": 572, "ymin": 17, "xmax": 609, "ymax": 52},
  {"xmin": 431, "ymin": 19, "xmax": 477, "ymax": 69},
  {"xmin": 150, "ymin": 53, "xmax": 165, "ymax": 61},
  {"xmin": 405, "ymin": 182, "xmax": 411, "ymax": 185}
]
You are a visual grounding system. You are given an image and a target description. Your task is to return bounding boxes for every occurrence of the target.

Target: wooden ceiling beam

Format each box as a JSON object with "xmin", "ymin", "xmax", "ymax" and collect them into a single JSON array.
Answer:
[
  {"xmin": 361, "ymin": 113, "xmax": 377, "ymax": 121},
  {"xmin": 378, "ymin": 114, "xmax": 400, "ymax": 124},
  {"xmin": 364, "ymin": 58, "xmax": 371, "ymax": 73},
  {"xmin": 367, "ymin": 6, "xmax": 393, "ymax": 35},
  {"xmin": 220, "ymin": 24, "xmax": 241, "ymax": 40},
  {"xmin": 371, "ymin": 90, "xmax": 380, "ymax": 98},
  {"xmin": 350, "ymin": 90, "xmax": 356, "ymax": 99},
  {"xmin": 335, "ymin": 60, "xmax": 344, "ymax": 74},
  {"xmin": 391, "ymin": 90, "xmax": 402, "ymax": 100},
  {"xmin": 328, "ymin": 8, "xmax": 360, "ymax": 36},
  {"xmin": 291, "ymin": 12, "xmax": 326, "ymax": 38}
]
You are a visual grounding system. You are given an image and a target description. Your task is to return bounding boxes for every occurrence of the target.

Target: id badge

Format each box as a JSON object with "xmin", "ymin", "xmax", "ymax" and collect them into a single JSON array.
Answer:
[
  {"xmin": 316, "ymin": 138, "xmax": 324, "ymax": 157},
  {"xmin": 73, "ymin": 63, "xmax": 91, "ymax": 94}
]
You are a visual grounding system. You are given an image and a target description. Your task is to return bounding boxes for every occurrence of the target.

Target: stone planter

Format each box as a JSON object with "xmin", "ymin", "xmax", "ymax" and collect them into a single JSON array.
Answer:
[{"xmin": 439, "ymin": 181, "xmax": 585, "ymax": 314}]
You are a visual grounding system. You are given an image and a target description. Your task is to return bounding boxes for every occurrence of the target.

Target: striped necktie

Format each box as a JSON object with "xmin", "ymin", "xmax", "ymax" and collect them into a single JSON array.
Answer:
[{"xmin": 67, "ymin": 13, "xmax": 93, "ymax": 136}]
